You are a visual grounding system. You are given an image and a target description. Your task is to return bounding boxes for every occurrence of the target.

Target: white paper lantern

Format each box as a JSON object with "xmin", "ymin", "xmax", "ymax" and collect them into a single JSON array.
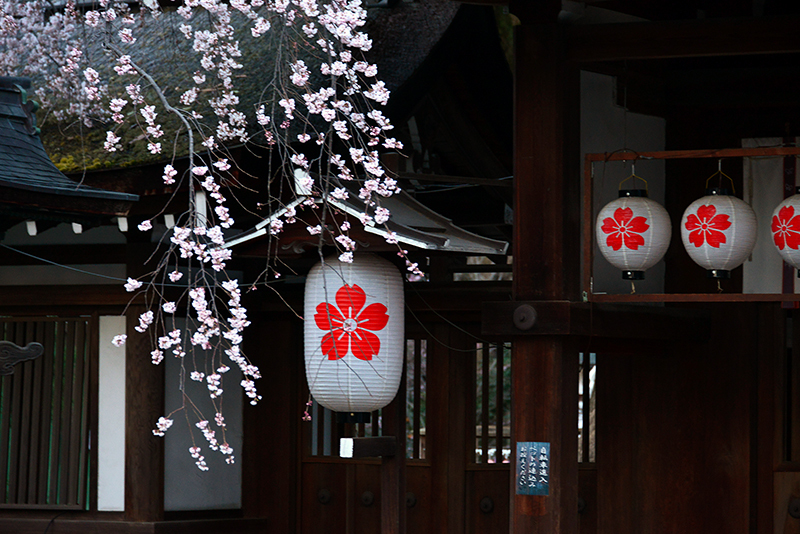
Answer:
[
  {"xmin": 680, "ymin": 189, "xmax": 757, "ymax": 278},
  {"xmin": 771, "ymin": 188, "xmax": 800, "ymax": 272},
  {"xmin": 595, "ymin": 190, "xmax": 672, "ymax": 280},
  {"xmin": 304, "ymin": 254, "xmax": 404, "ymax": 414}
]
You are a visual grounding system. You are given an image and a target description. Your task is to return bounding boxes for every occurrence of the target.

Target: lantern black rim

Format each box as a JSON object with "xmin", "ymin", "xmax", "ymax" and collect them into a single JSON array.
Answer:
[
  {"xmin": 337, "ymin": 412, "xmax": 372, "ymax": 424},
  {"xmin": 619, "ymin": 189, "xmax": 648, "ymax": 198},
  {"xmin": 705, "ymin": 187, "xmax": 733, "ymax": 196},
  {"xmin": 707, "ymin": 269, "xmax": 731, "ymax": 279},
  {"xmin": 622, "ymin": 270, "xmax": 645, "ymax": 280}
]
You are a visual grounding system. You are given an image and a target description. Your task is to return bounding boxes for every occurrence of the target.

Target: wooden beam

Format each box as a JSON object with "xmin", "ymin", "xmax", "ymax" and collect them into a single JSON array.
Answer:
[
  {"xmin": 0, "ymin": 518, "xmax": 269, "ymax": 533},
  {"xmin": 0, "ymin": 285, "xmax": 132, "ymax": 309},
  {"xmin": 566, "ymin": 16, "xmax": 800, "ymax": 62},
  {"xmin": 399, "ymin": 172, "xmax": 513, "ymax": 188},
  {"xmin": 0, "ymin": 244, "xmax": 128, "ymax": 266},
  {"xmin": 586, "ymin": 146, "xmax": 800, "ymax": 162},
  {"xmin": 481, "ymin": 301, "xmax": 710, "ymax": 341}
]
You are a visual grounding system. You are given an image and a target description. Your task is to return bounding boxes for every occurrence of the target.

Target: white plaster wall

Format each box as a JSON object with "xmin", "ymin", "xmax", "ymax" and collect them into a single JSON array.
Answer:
[
  {"xmin": 581, "ymin": 70, "xmax": 667, "ymax": 295},
  {"xmin": 742, "ymin": 137, "xmax": 796, "ymax": 294},
  {"xmin": 164, "ymin": 319, "xmax": 243, "ymax": 511},
  {"xmin": 98, "ymin": 316, "xmax": 127, "ymax": 512}
]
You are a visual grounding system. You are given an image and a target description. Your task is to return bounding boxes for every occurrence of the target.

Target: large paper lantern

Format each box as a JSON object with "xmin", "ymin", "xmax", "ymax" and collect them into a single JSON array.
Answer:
[
  {"xmin": 595, "ymin": 190, "xmax": 671, "ymax": 280},
  {"xmin": 771, "ymin": 187, "xmax": 800, "ymax": 274},
  {"xmin": 304, "ymin": 254, "xmax": 404, "ymax": 414},
  {"xmin": 680, "ymin": 188, "xmax": 757, "ymax": 278}
]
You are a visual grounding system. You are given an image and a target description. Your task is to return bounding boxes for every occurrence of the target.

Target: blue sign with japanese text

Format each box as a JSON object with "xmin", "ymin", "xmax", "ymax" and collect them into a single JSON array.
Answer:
[{"xmin": 516, "ymin": 442, "xmax": 550, "ymax": 496}]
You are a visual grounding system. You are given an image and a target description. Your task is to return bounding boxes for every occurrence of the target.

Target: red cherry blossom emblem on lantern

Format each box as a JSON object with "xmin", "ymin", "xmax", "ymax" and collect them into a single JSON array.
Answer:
[
  {"xmin": 600, "ymin": 207, "xmax": 649, "ymax": 251},
  {"xmin": 684, "ymin": 205, "xmax": 731, "ymax": 248},
  {"xmin": 772, "ymin": 205, "xmax": 800, "ymax": 251},
  {"xmin": 314, "ymin": 284, "xmax": 389, "ymax": 361}
]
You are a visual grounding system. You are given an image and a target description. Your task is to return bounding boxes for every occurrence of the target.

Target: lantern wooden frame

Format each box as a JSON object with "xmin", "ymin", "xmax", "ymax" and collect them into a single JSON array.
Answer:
[{"xmin": 583, "ymin": 146, "xmax": 800, "ymax": 303}]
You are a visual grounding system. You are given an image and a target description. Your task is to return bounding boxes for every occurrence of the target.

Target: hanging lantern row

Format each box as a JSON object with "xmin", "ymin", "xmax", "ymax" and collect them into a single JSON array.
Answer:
[{"xmin": 596, "ymin": 167, "xmax": 768, "ymax": 280}]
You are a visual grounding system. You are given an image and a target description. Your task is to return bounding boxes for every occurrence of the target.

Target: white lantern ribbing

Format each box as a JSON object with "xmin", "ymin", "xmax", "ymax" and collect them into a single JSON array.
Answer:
[
  {"xmin": 595, "ymin": 190, "xmax": 672, "ymax": 280},
  {"xmin": 680, "ymin": 188, "xmax": 758, "ymax": 279},
  {"xmin": 771, "ymin": 187, "xmax": 800, "ymax": 273},
  {"xmin": 304, "ymin": 254, "xmax": 404, "ymax": 415}
]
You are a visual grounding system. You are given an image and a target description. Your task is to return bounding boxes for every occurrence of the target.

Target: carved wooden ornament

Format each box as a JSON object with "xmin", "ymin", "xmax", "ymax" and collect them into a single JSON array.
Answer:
[{"xmin": 0, "ymin": 341, "xmax": 44, "ymax": 375}]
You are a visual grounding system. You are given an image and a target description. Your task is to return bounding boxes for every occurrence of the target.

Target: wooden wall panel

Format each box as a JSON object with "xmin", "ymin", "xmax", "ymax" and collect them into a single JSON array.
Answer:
[
  {"xmin": 466, "ymin": 468, "xmax": 510, "ymax": 534},
  {"xmin": 578, "ymin": 467, "xmax": 597, "ymax": 534},
  {"xmin": 299, "ymin": 462, "xmax": 347, "ymax": 534},
  {"xmin": 354, "ymin": 463, "xmax": 381, "ymax": 534},
  {"xmin": 406, "ymin": 465, "xmax": 432, "ymax": 534},
  {"xmin": 598, "ymin": 303, "xmax": 758, "ymax": 533}
]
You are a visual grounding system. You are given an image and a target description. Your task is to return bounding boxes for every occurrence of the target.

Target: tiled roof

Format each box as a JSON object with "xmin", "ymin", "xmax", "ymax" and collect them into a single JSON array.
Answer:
[{"xmin": 0, "ymin": 79, "xmax": 137, "ymax": 203}]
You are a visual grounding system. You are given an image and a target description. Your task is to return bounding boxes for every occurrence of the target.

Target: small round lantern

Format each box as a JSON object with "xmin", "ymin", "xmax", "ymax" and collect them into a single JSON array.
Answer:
[
  {"xmin": 771, "ymin": 186, "xmax": 800, "ymax": 275},
  {"xmin": 680, "ymin": 188, "xmax": 757, "ymax": 279},
  {"xmin": 304, "ymin": 254, "xmax": 404, "ymax": 415},
  {"xmin": 595, "ymin": 190, "xmax": 672, "ymax": 280}
]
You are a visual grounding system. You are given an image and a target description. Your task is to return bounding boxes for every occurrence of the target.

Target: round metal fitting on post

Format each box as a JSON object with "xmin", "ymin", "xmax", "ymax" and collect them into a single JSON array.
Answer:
[
  {"xmin": 361, "ymin": 491, "xmax": 374, "ymax": 507},
  {"xmin": 513, "ymin": 304, "xmax": 537, "ymax": 331},
  {"xmin": 406, "ymin": 492, "xmax": 417, "ymax": 508},
  {"xmin": 789, "ymin": 498, "xmax": 800, "ymax": 519},
  {"xmin": 479, "ymin": 496, "xmax": 494, "ymax": 514},
  {"xmin": 317, "ymin": 488, "xmax": 331, "ymax": 505}
]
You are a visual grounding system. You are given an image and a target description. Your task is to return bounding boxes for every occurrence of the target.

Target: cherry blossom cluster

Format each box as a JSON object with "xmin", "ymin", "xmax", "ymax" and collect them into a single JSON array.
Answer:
[
  {"xmin": 189, "ymin": 446, "xmax": 209, "ymax": 471},
  {"xmin": 2, "ymin": 0, "xmax": 419, "ymax": 469},
  {"xmin": 153, "ymin": 416, "xmax": 174, "ymax": 437},
  {"xmin": 0, "ymin": 0, "xmax": 109, "ymax": 125}
]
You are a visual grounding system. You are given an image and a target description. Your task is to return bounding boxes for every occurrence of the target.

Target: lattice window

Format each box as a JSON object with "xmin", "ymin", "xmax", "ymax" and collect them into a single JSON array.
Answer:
[
  {"xmin": 474, "ymin": 342, "xmax": 511, "ymax": 464},
  {"xmin": 308, "ymin": 336, "xmax": 428, "ymax": 459},
  {"xmin": 0, "ymin": 317, "xmax": 94, "ymax": 509},
  {"xmin": 405, "ymin": 338, "xmax": 427, "ymax": 460}
]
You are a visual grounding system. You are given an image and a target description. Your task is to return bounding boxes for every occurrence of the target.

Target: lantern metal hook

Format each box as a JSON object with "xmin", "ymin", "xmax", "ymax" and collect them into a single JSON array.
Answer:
[
  {"xmin": 706, "ymin": 160, "xmax": 736, "ymax": 194},
  {"xmin": 619, "ymin": 161, "xmax": 648, "ymax": 192}
]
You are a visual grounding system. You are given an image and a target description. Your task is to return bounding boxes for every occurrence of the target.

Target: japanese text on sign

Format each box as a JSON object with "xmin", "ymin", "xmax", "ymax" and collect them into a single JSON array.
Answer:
[{"xmin": 516, "ymin": 442, "xmax": 550, "ymax": 496}]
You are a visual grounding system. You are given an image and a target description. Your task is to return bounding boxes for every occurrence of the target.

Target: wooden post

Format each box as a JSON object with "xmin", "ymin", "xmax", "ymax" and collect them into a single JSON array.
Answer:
[
  {"xmin": 380, "ymin": 360, "xmax": 407, "ymax": 534},
  {"xmin": 124, "ymin": 304, "xmax": 165, "ymax": 522},
  {"xmin": 124, "ymin": 242, "xmax": 165, "ymax": 522},
  {"xmin": 510, "ymin": 7, "xmax": 580, "ymax": 534}
]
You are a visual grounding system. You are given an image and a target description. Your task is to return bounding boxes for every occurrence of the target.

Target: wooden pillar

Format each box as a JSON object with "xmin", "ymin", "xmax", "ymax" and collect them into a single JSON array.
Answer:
[
  {"xmin": 124, "ymin": 304, "xmax": 165, "ymax": 521},
  {"xmin": 510, "ymin": 7, "xmax": 580, "ymax": 534},
  {"xmin": 381, "ymin": 364, "xmax": 407, "ymax": 534},
  {"xmin": 427, "ymin": 323, "xmax": 469, "ymax": 534},
  {"xmin": 124, "ymin": 243, "xmax": 165, "ymax": 522}
]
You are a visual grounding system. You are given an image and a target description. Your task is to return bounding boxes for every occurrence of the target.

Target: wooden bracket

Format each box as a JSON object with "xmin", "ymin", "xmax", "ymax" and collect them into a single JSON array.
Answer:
[{"xmin": 340, "ymin": 436, "xmax": 397, "ymax": 458}]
